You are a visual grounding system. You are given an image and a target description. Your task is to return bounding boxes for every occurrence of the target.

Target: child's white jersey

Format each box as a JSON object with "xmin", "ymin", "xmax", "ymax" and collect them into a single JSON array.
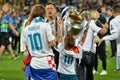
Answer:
[{"xmin": 57, "ymin": 43, "xmax": 82, "ymax": 75}]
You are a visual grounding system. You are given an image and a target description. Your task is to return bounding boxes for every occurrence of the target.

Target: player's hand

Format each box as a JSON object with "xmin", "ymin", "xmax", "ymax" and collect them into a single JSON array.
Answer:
[
  {"xmin": 98, "ymin": 38, "xmax": 104, "ymax": 46},
  {"xmin": 86, "ymin": 23, "xmax": 89, "ymax": 30},
  {"xmin": 15, "ymin": 31, "xmax": 19, "ymax": 37},
  {"xmin": 24, "ymin": 50, "xmax": 29, "ymax": 59},
  {"xmin": 57, "ymin": 17, "xmax": 62, "ymax": 28}
]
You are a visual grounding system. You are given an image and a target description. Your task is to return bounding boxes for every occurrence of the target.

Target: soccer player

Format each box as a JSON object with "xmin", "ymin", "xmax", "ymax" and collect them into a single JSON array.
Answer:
[{"xmin": 22, "ymin": 4, "xmax": 57, "ymax": 80}]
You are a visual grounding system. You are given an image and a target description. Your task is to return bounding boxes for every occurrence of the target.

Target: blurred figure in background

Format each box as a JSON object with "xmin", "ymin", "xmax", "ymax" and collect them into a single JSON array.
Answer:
[
  {"xmin": 45, "ymin": 2, "xmax": 60, "ymax": 69},
  {"xmin": 106, "ymin": 8, "xmax": 117, "ymax": 58},
  {"xmin": 77, "ymin": 10, "xmax": 107, "ymax": 80},
  {"xmin": 11, "ymin": 10, "xmax": 20, "ymax": 53},
  {"xmin": 93, "ymin": 10, "xmax": 107, "ymax": 75},
  {"xmin": 98, "ymin": 4, "xmax": 120, "ymax": 74},
  {"xmin": 0, "ymin": 10, "xmax": 3, "ymax": 47},
  {"xmin": 0, "ymin": 3, "xmax": 19, "ymax": 61}
]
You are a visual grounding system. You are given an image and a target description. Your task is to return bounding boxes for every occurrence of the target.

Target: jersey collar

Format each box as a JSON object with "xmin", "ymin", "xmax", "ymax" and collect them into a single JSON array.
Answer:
[{"xmin": 33, "ymin": 17, "xmax": 45, "ymax": 23}]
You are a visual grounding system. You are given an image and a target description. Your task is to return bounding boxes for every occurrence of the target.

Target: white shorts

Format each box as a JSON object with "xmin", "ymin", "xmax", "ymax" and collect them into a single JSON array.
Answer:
[
  {"xmin": 117, "ymin": 44, "xmax": 120, "ymax": 70},
  {"xmin": 116, "ymin": 56, "xmax": 120, "ymax": 70}
]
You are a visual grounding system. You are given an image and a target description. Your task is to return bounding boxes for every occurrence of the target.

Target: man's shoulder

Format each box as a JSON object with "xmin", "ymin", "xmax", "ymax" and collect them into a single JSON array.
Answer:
[{"xmin": 110, "ymin": 16, "xmax": 119, "ymax": 23}]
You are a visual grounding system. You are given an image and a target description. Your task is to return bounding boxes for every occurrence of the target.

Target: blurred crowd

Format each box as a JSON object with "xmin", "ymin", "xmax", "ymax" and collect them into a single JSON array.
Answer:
[
  {"xmin": 0, "ymin": 0, "xmax": 119, "ymax": 52},
  {"xmin": 0, "ymin": 0, "xmax": 120, "ymax": 12}
]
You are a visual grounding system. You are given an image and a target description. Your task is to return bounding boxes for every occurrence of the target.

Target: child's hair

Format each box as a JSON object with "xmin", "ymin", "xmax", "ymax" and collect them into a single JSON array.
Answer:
[
  {"xmin": 64, "ymin": 32, "xmax": 75, "ymax": 49},
  {"xmin": 81, "ymin": 11, "xmax": 91, "ymax": 21}
]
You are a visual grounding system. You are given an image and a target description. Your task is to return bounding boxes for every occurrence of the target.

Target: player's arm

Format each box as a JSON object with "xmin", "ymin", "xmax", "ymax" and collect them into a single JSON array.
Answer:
[
  {"xmin": 98, "ymin": 21, "xmax": 108, "ymax": 35},
  {"xmin": 98, "ymin": 22, "xmax": 118, "ymax": 46},
  {"xmin": 91, "ymin": 22, "xmax": 107, "ymax": 35},
  {"xmin": 47, "ymin": 24, "xmax": 56, "ymax": 47},
  {"xmin": 21, "ymin": 29, "xmax": 30, "ymax": 58},
  {"xmin": 79, "ymin": 24, "xmax": 89, "ymax": 46},
  {"xmin": 98, "ymin": 31, "xmax": 118, "ymax": 46},
  {"xmin": 24, "ymin": 47, "xmax": 30, "ymax": 59},
  {"xmin": 49, "ymin": 39, "xmax": 56, "ymax": 47},
  {"xmin": 9, "ymin": 22, "xmax": 19, "ymax": 36},
  {"xmin": 57, "ymin": 18, "xmax": 62, "ymax": 43}
]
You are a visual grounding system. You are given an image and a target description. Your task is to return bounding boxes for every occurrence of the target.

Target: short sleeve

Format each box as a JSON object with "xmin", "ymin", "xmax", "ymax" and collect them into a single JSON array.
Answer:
[
  {"xmin": 8, "ymin": 15, "xmax": 13, "ymax": 23},
  {"xmin": 90, "ymin": 21, "xmax": 101, "ymax": 33},
  {"xmin": 21, "ymin": 29, "xmax": 27, "ymax": 46}
]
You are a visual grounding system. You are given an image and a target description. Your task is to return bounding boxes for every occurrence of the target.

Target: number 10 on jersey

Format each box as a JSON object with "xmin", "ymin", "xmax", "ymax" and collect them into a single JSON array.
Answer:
[{"xmin": 28, "ymin": 33, "xmax": 43, "ymax": 51}]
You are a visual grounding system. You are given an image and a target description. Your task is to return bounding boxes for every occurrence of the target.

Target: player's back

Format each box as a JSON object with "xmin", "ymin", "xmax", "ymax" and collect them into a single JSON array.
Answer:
[{"xmin": 23, "ymin": 19, "xmax": 54, "ymax": 57}]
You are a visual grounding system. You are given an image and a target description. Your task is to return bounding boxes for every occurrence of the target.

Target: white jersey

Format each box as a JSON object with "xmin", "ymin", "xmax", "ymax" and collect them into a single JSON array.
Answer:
[
  {"xmin": 22, "ymin": 17, "xmax": 55, "ymax": 57},
  {"xmin": 103, "ymin": 15, "xmax": 120, "ymax": 41},
  {"xmin": 22, "ymin": 17, "xmax": 55, "ymax": 69},
  {"xmin": 82, "ymin": 20, "xmax": 101, "ymax": 52},
  {"xmin": 57, "ymin": 43, "xmax": 82, "ymax": 75},
  {"xmin": 103, "ymin": 15, "xmax": 120, "ymax": 56}
]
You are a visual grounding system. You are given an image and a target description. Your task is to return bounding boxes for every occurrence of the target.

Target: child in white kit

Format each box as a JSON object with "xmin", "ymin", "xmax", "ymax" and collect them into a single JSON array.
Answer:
[{"xmin": 57, "ymin": 32, "xmax": 82, "ymax": 80}]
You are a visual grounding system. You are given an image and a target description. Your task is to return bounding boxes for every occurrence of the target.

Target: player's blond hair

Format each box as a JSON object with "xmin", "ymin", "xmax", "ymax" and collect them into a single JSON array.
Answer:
[
  {"xmin": 90, "ymin": 10, "xmax": 100, "ymax": 20},
  {"xmin": 25, "ymin": 4, "xmax": 45, "ymax": 27}
]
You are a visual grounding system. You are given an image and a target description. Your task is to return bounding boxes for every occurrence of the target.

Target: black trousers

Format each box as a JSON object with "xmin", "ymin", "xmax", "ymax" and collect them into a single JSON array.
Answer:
[
  {"xmin": 94, "ymin": 41, "xmax": 106, "ymax": 70},
  {"xmin": 110, "ymin": 40, "xmax": 117, "ymax": 57},
  {"xmin": 52, "ymin": 48, "xmax": 59, "ymax": 69},
  {"xmin": 11, "ymin": 35, "xmax": 20, "ymax": 52},
  {"xmin": 76, "ymin": 51, "xmax": 95, "ymax": 80},
  {"xmin": 86, "ymin": 52, "xmax": 95, "ymax": 80},
  {"xmin": 1, "ymin": 32, "xmax": 10, "ymax": 46}
]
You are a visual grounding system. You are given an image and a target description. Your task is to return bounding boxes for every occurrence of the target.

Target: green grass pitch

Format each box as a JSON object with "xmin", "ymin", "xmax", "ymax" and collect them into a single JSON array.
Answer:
[{"xmin": 0, "ymin": 42, "xmax": 120, "ymax": 80}]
